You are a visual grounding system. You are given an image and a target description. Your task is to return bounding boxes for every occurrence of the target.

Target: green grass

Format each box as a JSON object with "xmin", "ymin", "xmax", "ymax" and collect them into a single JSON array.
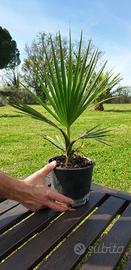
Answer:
[{"xmin": 0, "ymin": 104, "xmax": 130, "ymax": 192}]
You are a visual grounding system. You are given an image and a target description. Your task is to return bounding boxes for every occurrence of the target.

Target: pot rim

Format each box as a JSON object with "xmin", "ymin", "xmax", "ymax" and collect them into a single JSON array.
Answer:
[{"xmin": 54, "ymin": 160, "xmax": 95, "ymax": 171}]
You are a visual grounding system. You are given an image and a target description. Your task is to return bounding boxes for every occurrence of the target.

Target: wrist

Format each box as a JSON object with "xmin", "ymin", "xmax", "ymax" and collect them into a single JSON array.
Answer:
[
  {"xmin": 0, "ymin": 172, "xmax": 29, "ymax": 202},
  {"xmin": 10, "ymin": 179, "xmax": 28, "ymax": 202}
]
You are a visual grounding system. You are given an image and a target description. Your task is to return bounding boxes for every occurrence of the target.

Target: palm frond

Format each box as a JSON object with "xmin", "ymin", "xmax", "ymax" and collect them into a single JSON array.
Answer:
[
  {"xmin": 80, "ymin": 125, "xmax": 112, "ymax": 140},
  {"xmin": 43, "ymin": 135, "xmax": 65, "ymax": 151},
  {"xmin": 10, "ymin": 101, "xmax": 59, "ymax": 129},
  {"xmin": 67, "ymin": 31, "xmax": 73, "ymax": 121},
  {"xmin": 20, "ymin": 81, "xmax": 61, "ymax": 123},
  {"xmin": 10, "ymin": 31, "xmax": 120, "ymax": 159}
]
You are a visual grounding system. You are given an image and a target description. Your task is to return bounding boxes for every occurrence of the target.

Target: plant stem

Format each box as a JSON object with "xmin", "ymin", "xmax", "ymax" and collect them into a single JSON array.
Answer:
[
  {"xmin": 65, "ymin": 126, "xmax": 71, "ymax": 164},
  {"xmin": 67, "ymin": 126, "xmax": 71, "ymax": 142}
]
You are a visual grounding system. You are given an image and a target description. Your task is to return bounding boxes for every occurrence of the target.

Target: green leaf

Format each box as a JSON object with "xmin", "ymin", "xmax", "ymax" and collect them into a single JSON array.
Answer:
[
  {"xmin": 20, "ymin": 81, "xmax": 61, "ymax": 123},
  {"xmin": 43, "ymin": 135, "xmax": 65, "ymax": 151},
  {"xmin": 41, "ymin": 38, "xmax": 67, "ymax": 124},
  {"xmin": 59, "ymin": 32, "xmax": 67, "ymax": 102},
  {"xmin": 10, "ymin": 101, "xmax": 60, "ymax": 130},
  {"xmin": 29, "ymin": 60, "xmax": 62, "ymax": 118},
  {"xmin": 67, "ymin": 31, "xmax": 73, "ymax": 121}
]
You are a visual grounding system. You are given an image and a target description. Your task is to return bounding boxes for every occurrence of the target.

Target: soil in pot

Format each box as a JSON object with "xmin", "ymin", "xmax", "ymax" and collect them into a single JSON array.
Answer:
[{"xmin": 49, "ymin": 155, "xmax": 95, "ymax": 207}]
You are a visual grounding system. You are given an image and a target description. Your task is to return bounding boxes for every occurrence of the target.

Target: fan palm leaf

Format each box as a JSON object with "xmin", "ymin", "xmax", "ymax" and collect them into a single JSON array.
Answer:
[{"xmin": 11, "ymin": 31, "xmax": 121, "ymax": 160}]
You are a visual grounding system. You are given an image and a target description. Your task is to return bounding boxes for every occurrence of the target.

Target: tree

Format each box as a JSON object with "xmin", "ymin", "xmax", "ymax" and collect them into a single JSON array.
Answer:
[
  {"xmin": 2, "ymin": 66, "xmax": 20, "ymax": 88},
  {"xmin": 0, "ymin": 26, "xmax": 20, "ymax": 70},
  {"xmin": 22, "ymin": 32, "xmax": 70, "ymax": 101},
  {"xmin": 94, "ymin": 71, "xmax": 121, "ymax": 110},
  {"xmin": 115, "ymin": 86, "xmax": 131, "ymax": 97},
  {"xmin": 113, "ymin": 85, "xmax": 131, "ymax": 103}
]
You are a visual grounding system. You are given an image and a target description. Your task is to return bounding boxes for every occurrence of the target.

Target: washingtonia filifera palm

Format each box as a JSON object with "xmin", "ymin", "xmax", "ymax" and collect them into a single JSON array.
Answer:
[{"xmin": 11, "ymin": 32, "xmax": 121, "ymax": 162}]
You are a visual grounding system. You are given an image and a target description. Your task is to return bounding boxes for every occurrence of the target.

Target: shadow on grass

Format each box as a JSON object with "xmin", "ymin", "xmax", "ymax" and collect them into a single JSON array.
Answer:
[
  {"xmin": 0, "ymin": 114, "xmax": 24, "ymax": 118},
  {"xmin": 104, "ymin": 109, "xmax": 131, "ymax": 113}
]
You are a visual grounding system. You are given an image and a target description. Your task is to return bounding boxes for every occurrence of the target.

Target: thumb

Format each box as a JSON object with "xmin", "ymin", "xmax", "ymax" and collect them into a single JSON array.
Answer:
[{"xmin": 39, "ymin": 161, "xmax": 56, "ymax": 177}]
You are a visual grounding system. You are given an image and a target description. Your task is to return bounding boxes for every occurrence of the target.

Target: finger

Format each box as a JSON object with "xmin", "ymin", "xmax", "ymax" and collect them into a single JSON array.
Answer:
[
  {"xmin": 55, "ymin": 202, "xmax": 76, "ymax": 211},
  {"xmin": 25, "ymin": 161, "xmax": 56, "ymax": 182},
  {"xmin": 47, "ymin": 200, "xmax": 71, "ymax": 212},
  {"xmin": 39, "ymin": 161, "xmax": 56, "ymax": 177},
  {"xmin": 47, "ymin": 190, "xmax": 74, "ymax": 205}
]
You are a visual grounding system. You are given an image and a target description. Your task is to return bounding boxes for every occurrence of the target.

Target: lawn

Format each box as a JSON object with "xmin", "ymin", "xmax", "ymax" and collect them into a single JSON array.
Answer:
[{"xmin": 0, "ymin": 104, "xmax": 130, "ymax": 192}]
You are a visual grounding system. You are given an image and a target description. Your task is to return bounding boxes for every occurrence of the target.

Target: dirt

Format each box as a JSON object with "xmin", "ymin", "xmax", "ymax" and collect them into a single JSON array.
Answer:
[{"xmin": 51, "ymin": 155, "xmax": 93, "ymax": 168}]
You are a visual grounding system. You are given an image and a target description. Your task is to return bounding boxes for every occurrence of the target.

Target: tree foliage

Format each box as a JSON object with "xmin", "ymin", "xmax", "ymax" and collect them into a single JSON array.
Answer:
[
  {"xmin": 115, "ymin": 86, "xmax": 131, "ymax": 96},
  {"xmin": 22, "ymin": 32, "xmax": 69, "ymax": 101},
  {"xmin": 0, "ymin": 26, "xmax": 20, "ymax": 69},
  {"xmin": 94, "ymin": 71, "xmax": 121, "ymax": 110}
]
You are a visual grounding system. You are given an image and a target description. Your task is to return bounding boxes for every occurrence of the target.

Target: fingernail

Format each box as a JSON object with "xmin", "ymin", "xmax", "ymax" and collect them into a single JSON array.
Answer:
[
  {"xmin": 69, "ymin": 207, "xmax": 76, "ymax": 211},
  {"xmin": 51, "ymin": 161, "xmax": 56, "ymax": 167}
]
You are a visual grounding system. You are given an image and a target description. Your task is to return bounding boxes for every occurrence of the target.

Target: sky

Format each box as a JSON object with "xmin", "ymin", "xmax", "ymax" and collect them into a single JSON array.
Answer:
[{"xmin": 1, "ymin": 0, "xmax": 131, "ymax": 86}]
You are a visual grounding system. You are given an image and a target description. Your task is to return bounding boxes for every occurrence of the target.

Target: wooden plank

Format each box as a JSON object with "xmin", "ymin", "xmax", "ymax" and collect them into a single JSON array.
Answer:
[
  {"xmin": 0, "ymin": 204, "xmax": 30, "ymax": 234},
  {"xmin": 0, "ymin": 200, "xmax": 19, "ymax": 215},
  {"xmin": 124, "ymin": 260, "xmax": 131, "ymax": 270},
  {"xmin": 0, "ymin": 192, "xmax": 105, "ymax": 270},
  {"xmin": 0, "ymin": 208, "xmax": 59, "ymax": 261},
  {"xmin": 91, "ymin": 183, "xmax": 131, "ymax": 202},
  {"xmin": 81, "ymin": 203, "xmax": 131, "ymax": 270},
  {"xmin": 37, "ymin": 196, "xmax": 125, "ymax": 270}
]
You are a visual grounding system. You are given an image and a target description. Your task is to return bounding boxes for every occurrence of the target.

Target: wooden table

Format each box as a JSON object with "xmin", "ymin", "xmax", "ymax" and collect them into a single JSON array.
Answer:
[{"xmin": 0, "ymin": 183, "xmax": 131, "ymax": 270}]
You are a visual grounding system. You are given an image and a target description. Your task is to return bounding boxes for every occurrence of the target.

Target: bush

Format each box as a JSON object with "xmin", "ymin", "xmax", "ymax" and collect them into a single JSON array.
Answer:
[{"xmin": 0, "ymin": 87, "xmax": 36, "ymax": 104}]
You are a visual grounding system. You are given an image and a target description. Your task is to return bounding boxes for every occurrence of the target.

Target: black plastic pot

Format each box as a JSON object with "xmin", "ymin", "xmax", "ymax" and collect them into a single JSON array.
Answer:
[{"xmin": 49, "ymin": 160, "xmax": 95, "ymax": 207}]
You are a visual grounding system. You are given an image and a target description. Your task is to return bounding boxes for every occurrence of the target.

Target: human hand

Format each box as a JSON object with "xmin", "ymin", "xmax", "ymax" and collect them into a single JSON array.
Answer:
[{"xmin": 21, "ymin": 161, "xmax": 74, "ymax": 212}]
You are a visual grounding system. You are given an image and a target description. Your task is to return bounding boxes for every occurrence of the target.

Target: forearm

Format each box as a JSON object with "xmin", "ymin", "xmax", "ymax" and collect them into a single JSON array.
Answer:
[
  {"xmin": 0, "ymin": 171, "xmax": 26, "ymax": 201},
  {"xmin": 0, "ymin": 164, "xmax": 74, "ymax": 212}
]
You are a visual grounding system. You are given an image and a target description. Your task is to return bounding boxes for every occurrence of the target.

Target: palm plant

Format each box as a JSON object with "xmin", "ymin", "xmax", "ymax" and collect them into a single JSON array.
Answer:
[{"xmin": 11, "ymin": 32, "xmax": 121, "ymax": 165}]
